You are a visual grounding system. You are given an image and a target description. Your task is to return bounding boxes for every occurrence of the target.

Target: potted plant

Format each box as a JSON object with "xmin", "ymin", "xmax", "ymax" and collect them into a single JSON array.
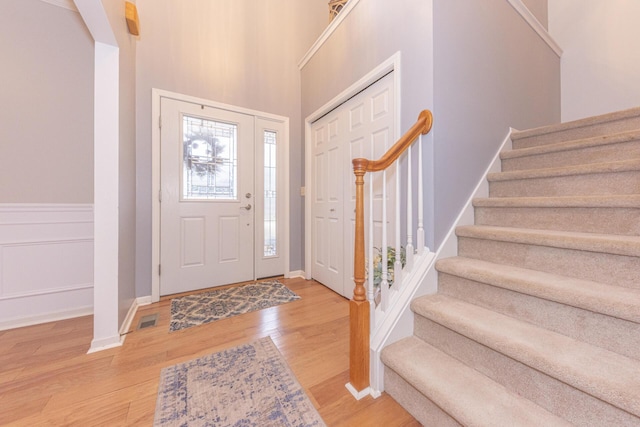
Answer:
[{"xmin": 372, "ymin": 246, "xmax": 406, "ymax": 288}]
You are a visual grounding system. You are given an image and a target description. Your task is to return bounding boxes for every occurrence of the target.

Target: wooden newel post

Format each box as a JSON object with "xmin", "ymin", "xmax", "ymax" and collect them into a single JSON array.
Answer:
[{"xmin": 349, "ymin": 158, "xmax": 370, "ymax": 393}]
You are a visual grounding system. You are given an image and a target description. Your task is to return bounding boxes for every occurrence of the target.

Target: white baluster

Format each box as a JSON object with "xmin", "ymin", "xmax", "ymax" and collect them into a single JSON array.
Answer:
[
  {"xmin": 417, "ymin": 134, "xmax": 425, "ymax": 255},
  {"xmin": 405, "ymin": 146, "xmax": 414, "ymax": 270},
  {"xmin": 381, "ymin": 170, "xmax": 389, "ymax": 312},
  {"xmin": 394, "ymin": 158, "xmax": 402, "ymax": 290}
]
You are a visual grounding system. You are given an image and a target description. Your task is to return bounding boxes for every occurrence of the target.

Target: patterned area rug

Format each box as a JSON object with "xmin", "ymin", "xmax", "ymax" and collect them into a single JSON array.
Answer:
[
  {"xmin": 170, "ymin": 280, "xmax": 300, "ymax": 332},
  {"xmin": 154, "ymin": 337, "xmax": 326, "ymax": 427}
]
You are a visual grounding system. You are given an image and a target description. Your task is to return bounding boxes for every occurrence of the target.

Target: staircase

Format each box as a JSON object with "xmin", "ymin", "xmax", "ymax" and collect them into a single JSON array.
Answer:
[{"xmin": 381, "ymin": 107, "xmax": 640, "ymax": 426}]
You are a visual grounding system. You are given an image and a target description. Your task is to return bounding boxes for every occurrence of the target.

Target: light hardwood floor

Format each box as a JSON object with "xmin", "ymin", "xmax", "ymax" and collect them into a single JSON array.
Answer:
[{"xmin": 0, "ymin": 278, "xmax": 420, "ymax": 426}]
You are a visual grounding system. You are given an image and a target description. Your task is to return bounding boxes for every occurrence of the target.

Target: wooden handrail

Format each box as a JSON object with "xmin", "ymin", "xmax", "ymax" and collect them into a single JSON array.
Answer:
[
  {"xmin": 348, "ymin": 109, "xmax": 433, "ymax": 396},
  {"xmin": 356, "ymin": 109, "xmax": 432, "ymax": 173}
]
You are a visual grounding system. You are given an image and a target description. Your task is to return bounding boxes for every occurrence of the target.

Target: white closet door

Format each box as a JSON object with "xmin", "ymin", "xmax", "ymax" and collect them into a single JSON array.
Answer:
[{"xmin": 311, "ymin": 72, "xmax": 395, "ymax": 298}]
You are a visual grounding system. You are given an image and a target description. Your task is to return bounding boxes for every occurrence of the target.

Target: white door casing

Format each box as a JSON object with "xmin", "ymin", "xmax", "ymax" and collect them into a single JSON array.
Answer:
[
  {"xmin": 153, "ymin": 91, "xmax": 290, "ymax": 299},
  {"xmin": 310, "ymin": 72, "xmax": 396, "ymax": 298}
]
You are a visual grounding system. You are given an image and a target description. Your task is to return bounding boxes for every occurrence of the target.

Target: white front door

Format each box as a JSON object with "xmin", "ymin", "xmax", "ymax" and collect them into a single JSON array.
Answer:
[
  {"xmin": 310, "ymin": 72, "xmax": 395, "ymax": 298},
  {"xmin": 160, "ymin": 98, "xmax": 255, "ymax": 296}
]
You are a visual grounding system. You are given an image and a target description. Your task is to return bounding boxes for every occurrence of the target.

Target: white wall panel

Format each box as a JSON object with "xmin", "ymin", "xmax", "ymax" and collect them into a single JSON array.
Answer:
[{"xmin": 0, "ymin": 204, "xmax": 93, "ymax": 330}]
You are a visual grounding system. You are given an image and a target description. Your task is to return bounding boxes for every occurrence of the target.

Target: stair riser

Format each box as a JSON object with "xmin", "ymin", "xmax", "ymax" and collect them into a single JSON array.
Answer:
[
  {"xmin": 457, "ymin": 237, "xmax": 640, "ymax": 289},
  {"xmin": 384, "ymin": 367, "xmax": 462, "ymax": 427},
  {"xmin": 474, "ymin": 206, "xmax": 640, "ymax": 236},
  {"xmin": 503, "ymin": 140, "xmax": 640, "ymax": 171},
  {"xmin": 512, "ymin": 115, "xmax": 640, "ymax": 149},
  {"xmin": 489, "ymin": 170, "xmax": 640, "ymax": 197},
  {"xmin": 438, "ymin": 273, "xmax": 640, "ymax": 360},
  {"xmin": 413, "ymin": 315, "xmax": 640, "ymax": 427}
]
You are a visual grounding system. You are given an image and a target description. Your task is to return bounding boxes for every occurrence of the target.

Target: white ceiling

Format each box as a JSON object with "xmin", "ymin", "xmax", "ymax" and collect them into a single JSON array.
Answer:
[{"xmin": 40, "ymin": 0, "xmax": 78, "ymax": 12}]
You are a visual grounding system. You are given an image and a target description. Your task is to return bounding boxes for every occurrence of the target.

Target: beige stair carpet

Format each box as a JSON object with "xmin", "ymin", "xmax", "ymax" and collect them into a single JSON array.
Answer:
[{"xmin": 381, "ymin": 106, "xmax": 640, "ymax": 426}]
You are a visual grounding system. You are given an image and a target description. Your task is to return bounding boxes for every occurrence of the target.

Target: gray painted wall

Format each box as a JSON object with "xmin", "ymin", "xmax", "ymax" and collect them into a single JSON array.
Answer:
[
  {"xmin": 432, "ymin": 0, "xmax": 560, "ymax": 247},
  {"xmin": 549, "ymin": 0, "xmax": 640, "ymax": 121},
  {"xmin": 0, "ymin": 0, "xmax": 93, "ymax": 203},
  {"xmin": 134, "ymin": 0, "xmax": 328, "ymax": 296},
  {"xmin": 523, "ymin": 0, "xmax": 548, "ymax": 28},
  {"xmin": 301, "ymin": 0, "xmax": 559, "ymax": 253},
  {"xmin": 301, "ymin": 0, "xmax": 434, "ymax": 136}
]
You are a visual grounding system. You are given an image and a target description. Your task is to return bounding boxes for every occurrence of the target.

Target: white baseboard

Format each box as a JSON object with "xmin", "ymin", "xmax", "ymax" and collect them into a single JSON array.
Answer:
[
  {"xmin": 119, "ymin": 295, "xmax": 154, "ymax": 338},
  {"xmin": 345, "ymin": 383, "xmax": 372, "ymax": 401},
  {"xmin": 136, "ymin": 296, "xmax": 153, "ymax": 306},
  {"xmin": 91, "ymin": 296, "xmax": 153, "ymax": 353},
  {"xmin": 286, "ymin": 270, "xmax": 305, "ymax": 279},
  {"xmin": 0, "ymin": 306, "xmax": 93, "ymax": 331},
  {"xmin": 88, "ymin": 335, "xmax": 122, "ymax": 354}
]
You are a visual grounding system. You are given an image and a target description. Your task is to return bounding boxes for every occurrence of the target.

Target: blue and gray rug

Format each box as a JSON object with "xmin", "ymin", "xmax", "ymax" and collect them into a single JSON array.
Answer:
[
  {"xmin": 169, "ymin": 280, "xmax": 300, "ymax": 332},
  {"xmin": 153, "ymin": 336, "xmax": 326, "ymax": 427}
]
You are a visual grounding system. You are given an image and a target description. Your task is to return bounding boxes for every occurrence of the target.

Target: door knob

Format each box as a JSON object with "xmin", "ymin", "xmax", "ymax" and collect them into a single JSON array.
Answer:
[{"xmin": 240, "ymin": 204, "xmax": 252, "ymax": 210}]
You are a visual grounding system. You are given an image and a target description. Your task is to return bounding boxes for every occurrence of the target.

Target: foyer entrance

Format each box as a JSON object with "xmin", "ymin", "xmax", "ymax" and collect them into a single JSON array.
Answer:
[{"xmin": 152, "ymin": 91, "xmax": 289, "ymax": 299}]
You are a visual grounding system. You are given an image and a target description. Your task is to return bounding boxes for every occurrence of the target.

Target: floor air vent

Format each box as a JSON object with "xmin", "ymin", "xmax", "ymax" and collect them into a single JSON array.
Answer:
[{"xmin": 137, "ymin": 313, "xmax": 159, "ymax": 330}]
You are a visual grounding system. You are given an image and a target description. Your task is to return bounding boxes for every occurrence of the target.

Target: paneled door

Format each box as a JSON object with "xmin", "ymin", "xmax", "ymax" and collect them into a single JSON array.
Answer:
[
  {"xmin": 160, "ymin": 98, "xmax": 255, "ymax": 296},
  {"xmin": 311, "ymin": 72, "xmax": 395, "ymax": 298},
  {"xmin": 311, "ymin": 111, "xmax": 345, "ymax": 296}
]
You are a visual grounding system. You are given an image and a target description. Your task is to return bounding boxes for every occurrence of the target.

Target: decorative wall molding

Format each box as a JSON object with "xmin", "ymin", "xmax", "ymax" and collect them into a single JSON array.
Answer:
[
  {"xmin": 39, "ymin": 0, "xmax": 78, "ymax": 12},
  {"xmin": 0, "ymin": 204, "xmax": 94, "ymax": 330},
  {"xmin": 299, "ymin": 0, "xmax": 561, "ymax": 70},
  {"xmin": 507, "ymin": 0, "xmax": 563, "ymax": 57},
  {"xmin": 298, "ymin": 0, "xmax": 362, "ymax": 69}
]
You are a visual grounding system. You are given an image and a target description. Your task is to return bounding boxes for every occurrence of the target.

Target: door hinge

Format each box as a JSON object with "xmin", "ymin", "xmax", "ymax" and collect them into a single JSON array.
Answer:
[
  {"xmin": 158, "ymin": 115, "xmax": 162, "ymax": 129},
  {"xmin": 158, "ymin": 264, "xmax": 161, "ymax": 276},
  {"xmin": 158, "ymin": 189, "xmax": 162, "ymax": 203}
]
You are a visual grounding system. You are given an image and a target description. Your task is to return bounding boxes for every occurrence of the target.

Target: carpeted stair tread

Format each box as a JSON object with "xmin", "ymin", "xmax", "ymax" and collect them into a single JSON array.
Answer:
[
  {"xmin": 473, "ymin": 194, "xmax": 640, "ymax": 208},
  {"xmin": 382, "ymin": 108, "xmax": 640, "ymax": 424},
  {"xmin": 410, "ymin": 295, "xmax": 640, "ymax": 417},
  {"xmin": 456, "ymin": 225, "xmax": 640, "ymax": 257},
  {"xmin": 503, "ymin": 128, "xmax": 640, "ymax": 160},
  {"xmin": 381, "ymin": 336, "xmax": 573, "ymax": 427},
  {"xmin": 487, "ymin": 158, "xmax": 640, "ymax": 182},
  {"xmin": 511, "ymin": 106, "xmax": 640, "ymax": 148},
  {"xmin": 435, "ymin": 256, "xmax": 640, "ymax": 323}
]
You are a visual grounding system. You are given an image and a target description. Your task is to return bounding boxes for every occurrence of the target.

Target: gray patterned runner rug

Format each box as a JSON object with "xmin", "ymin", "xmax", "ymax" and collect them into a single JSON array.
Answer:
[
  {"xmin": 154, "ymin": 336, "xmax": 326, "ymax": 427},
  {"xmin": 169, "ymin": 280, "xmax": 300, "ymax": 332}
]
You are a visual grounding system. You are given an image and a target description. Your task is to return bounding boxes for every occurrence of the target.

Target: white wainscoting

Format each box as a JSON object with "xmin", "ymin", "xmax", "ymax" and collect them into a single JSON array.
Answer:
[{"xmin": 0, "ymin": 204, "xmax": 93, "ymax": 330}]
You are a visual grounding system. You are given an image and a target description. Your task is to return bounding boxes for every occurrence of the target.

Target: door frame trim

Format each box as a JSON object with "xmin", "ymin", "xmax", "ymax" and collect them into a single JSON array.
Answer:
[
  {"xmin": 151, "ymin": 89, "xmax": 290, "ymax": 302},
  {"xmin": 304, "ymin": 52, "xmax": 402, "ymax": 282}
]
